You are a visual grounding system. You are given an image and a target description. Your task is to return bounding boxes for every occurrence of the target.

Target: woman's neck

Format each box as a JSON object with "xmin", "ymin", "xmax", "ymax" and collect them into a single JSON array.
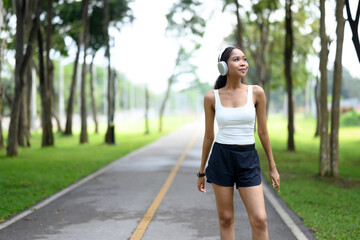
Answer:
[{"xmin": 224, "ymin": 77, "xmax": 243, "ymax": 90}]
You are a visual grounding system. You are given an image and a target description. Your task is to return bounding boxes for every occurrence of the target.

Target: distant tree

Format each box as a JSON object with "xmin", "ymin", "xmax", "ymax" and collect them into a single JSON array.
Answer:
[
  {"xmin": 104, "ymin": 0, "xmax": 114, "ymax": 144},
  {"xmin": 345, "ymin": 0, "xmax": 360, "ymax": 62},
  {"xmin": 284, "ymin": 0, "xmax": 295, "ymax": 151},
  {"xmin": 63, "ymin": 1, "xmax": 83, "ymax": 135},
  {"xmin": 158, "ymin": 47, "xmax": 181, "ymax": 133},
  {"xmin": 245, "ymin": 1, "xmax": 279, "ymax": 89},
  {"xmin": 161, "ymin": 0, "xmax": 205, "ymax": 132},
  {"xmin": 80, "ymin": 0, "xmax": 90, "ymax": 144},
  {"xmin": 7, "ymin": 0, "xmax": 41, "ymax": 156},
  {"xmin": 222, "ymin": 0, "xmax": 244, "ymax": 49},
  {"xmin": 221, "ymin": 0, "xmax": 246, "ymax": 83},
  {"xmin": 88, "ymin": 5, "xmax": 103, "ymax": 134},
  {"xmin": 89, "ymin": 1, "xmax": 133, "ymax": 136},
  {"xmin": 314, "ymin": 75, "xmax": 320, "ymax": 137},
  {"xmin": 319, "ymin": 0, "xmax": 330, "ymax": 176},
  {"xmin": 17, "ymin": 1, "xmax": 34, "ymax": 148},
  {"xmin": 89, "ymin": 51, "xmax": 98, "ymax": 133},
  {"xmin": 144, "ymin": 85, "xmax": 150, "ymax": 135},
  {"xmin": 99, "ymin": 0, "xmax": 133, "ymax": 144},
  {"xmin": 330, "ymin": 0, "xmax": 345, "ymax": 178},
  {"xmin": 0, "ymin": 0, "xmax": 5, "ymax": 149},
  {"xmin": 39, "ymin": 0, "xmax": 55, "ymax": 147}
]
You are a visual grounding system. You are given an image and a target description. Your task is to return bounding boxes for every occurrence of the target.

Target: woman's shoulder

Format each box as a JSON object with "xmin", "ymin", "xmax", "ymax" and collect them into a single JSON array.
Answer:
[
  {"xmin": 205, "ymin": 89, "xmax": 215, "ymax": 98},
  {"xmin": 250, "ymin": 85, "xmax": 266, "ymax": 103},
  {"xmin": 250, "ymin": 84, "xmax": 265, "ymax": 95},
  {"xmin": 204, "ymin": 89, "xmax": 215, "ymax": 104}
]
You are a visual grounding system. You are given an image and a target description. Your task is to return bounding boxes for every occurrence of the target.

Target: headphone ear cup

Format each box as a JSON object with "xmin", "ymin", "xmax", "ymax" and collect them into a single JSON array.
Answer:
[{"xmin": 217, "ymin": 61, "xmax": 228, "ymax": 76}]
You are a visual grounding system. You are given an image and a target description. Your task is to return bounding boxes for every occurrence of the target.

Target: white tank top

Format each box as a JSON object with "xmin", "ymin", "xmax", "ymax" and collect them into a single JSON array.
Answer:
[{"xmin": 214, "ymin": 85, "xmax": 256, "ymax": 145}]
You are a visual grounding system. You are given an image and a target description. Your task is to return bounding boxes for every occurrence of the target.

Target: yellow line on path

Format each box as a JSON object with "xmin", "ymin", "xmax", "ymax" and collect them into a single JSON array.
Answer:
[{"xmin": 130, "ymin": 130, "xmax": 200, "ymax": 240}]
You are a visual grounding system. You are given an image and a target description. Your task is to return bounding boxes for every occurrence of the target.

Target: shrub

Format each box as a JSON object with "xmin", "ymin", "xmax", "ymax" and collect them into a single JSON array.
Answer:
[{"xmin": 340, "ymin": 111, "xmax": 360, "ymax": 127}]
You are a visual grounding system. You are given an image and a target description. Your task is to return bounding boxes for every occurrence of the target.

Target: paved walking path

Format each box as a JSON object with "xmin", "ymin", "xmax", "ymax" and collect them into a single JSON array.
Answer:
[{"xmin": 0, "ymin": 120, "xmax": 315, "ymax": 240}]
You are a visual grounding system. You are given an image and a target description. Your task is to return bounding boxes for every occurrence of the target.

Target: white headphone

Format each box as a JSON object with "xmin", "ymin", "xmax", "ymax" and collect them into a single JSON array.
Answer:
[{"xmin": 217, "ymin": 51, "xmax": 228, "ymax": 76}]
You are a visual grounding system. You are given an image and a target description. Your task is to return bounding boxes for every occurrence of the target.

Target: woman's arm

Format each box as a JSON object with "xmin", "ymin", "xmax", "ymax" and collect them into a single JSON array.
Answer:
[
  {"xmin": 253, "ymin": 85, "xmax": 280, "ymax": 192},
  {"xmin": 197, "ymin": 90, "xmax": 215, "ymax": 193}
]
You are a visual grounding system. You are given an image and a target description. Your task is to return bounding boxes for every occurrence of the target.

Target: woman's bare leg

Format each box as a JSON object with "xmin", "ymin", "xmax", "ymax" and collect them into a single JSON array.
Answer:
[
  {"xmin": 238, "ymin": 184, "xmax": 268, "ymax": 240},
  {"xmin": 212, "ymin": 184, "xmax": 235, "ymax": 240}
]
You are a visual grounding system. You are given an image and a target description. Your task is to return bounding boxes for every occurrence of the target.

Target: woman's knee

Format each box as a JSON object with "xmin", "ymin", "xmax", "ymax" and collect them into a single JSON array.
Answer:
[
  {"xmin": 249, "ymin": 212, "xmax": 267, "ymax": 230},
  {"xmin": 218, "ymin": 211, "xmax": 234, "ymax": 228}
]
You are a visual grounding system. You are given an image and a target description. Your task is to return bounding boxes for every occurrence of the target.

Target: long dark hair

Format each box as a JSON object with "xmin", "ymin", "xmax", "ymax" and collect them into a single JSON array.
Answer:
[{"xmin": 214, "ymin": 46, "xmax": 237, "ymax": 89}]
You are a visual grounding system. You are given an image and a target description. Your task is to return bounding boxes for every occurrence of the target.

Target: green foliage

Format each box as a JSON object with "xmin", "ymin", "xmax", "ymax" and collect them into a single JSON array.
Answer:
[
  {"xmin": 0, "ymin": 115, "xmax": 197, "ymax": 221},
  {"xmin": 258, "ymin": 115, "xmax": 360, "ymax": 239},
  {"xmin": 89, "ymin": 0, "xmax": 133, "ymax": 53},
  {"xmin": 2, "ymin": 0, "xmax": 134, "ymax": 58},
  {"xmin": 165, "ymin": 0, "xmax": 206, "ymax": 97},
  {"xmin": 166, "ymin": 0, "xmax": 206, "ymax": 38},
  {"xmin": 340, "ymin": 111, "xmax": 360, "ymax": 127},
  {"xmin": 328, "ymin": 68, "xmax": 360, "ymax": 101},
  {"xmin": 225, "ymin": 1, "xmax": 317, "ymax": 90},
  {"xmin": 55, "ymin": 1, "xmax": 82, "ymax": 41},
  {"xmin": 252, "ymin": 0, "xmax": 279, "ymax": 13}
]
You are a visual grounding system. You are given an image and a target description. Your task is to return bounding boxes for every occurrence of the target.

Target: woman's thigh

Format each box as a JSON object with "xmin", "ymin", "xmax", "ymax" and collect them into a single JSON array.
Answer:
[
  {"xmin": 212, "ymin": 184, "xmax": 235, "ymax": 219},
  {"xmin": 237, "ymin": 184, "xmax": 266, "ymax": 220}
]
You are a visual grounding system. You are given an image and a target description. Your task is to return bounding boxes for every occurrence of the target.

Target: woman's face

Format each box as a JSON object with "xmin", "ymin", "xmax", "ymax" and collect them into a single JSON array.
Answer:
[{"xmin": 227, "ymin": 48, "xmax": 248, "ymax": 78}]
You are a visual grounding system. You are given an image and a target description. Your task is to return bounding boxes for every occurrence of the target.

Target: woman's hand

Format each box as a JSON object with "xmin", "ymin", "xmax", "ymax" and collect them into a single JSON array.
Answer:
[
  {"xmin": 269, "ymin": 166, "xmax": 280, "ymax": 192},
  {"xmin": 197, "ymin": 177, "xmax": 206, "ymax": 193}
]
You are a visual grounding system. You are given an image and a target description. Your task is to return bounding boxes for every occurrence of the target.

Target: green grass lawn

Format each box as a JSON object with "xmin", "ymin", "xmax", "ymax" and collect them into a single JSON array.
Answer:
[
  {"xmin": 0, "ymin": 114, "xmax": 197, "ymax": 222},
  {"xmin": 256, "ymin": 114, "xmax": 360, "ymax": 240}
]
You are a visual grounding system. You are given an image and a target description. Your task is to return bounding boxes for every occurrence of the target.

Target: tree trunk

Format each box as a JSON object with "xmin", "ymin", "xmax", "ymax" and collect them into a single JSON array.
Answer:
[
  {"xmin": 18, "ymin": 87, "xmax": 26, "ymax": 146},
  {"xmin": 7, "ymin": 0, "xmax": 40, "ymax": 156},
  {"xmin": 233, "ymin": 0, "xmax": 247, "ymax": 84},
  {"xmin": 37, "ymin": 0, "xmax": 54, "ymax": 147},
  {"xmin": 26, "ymin": 62, "xmax": 33, "ymax": 135},
  {"xmin": 52, "ymin": 108, "xmax": 62, "ymax": 133},
  {"xmin": 80, "ymin": 0, "xmax": 90, "ymax": 144},
  {"xmin": 18, "ymin": 0, "xmax": 34, "ymax": 147},
  {"xmin": 50, "ymin": 62, "xmax": 62, "ymax": 133},
  {"xmin": 89, "ymin": 52, "xmax": 98, "ymax": 134},
  {"xmin": 0, "ymin": 2, "xmax": 5, "ymax": 149},
  {"xmin": 159, "ymin": 76, "xmax": 173, "ymax": 133},
  {"xmin": 38, "ymin": 25, "xmax": 54, "ymax": 147},
  {"xmin": 251, "ymin": 24, "xmax": 267, "ymax": 88},
  {"xmin": 0, "ymin": 90, "xmax": 3, "ymax": 149},
  {"xmin": 46, "ymin": 0, "xmax": 59, "ymax": 134},
  {"xmin": 58, "ymin": 60, "xmax": 64, "ymax": 129},
  {"xmin": 330, "ymin": 0, "xmax": 345, "ymax": 178},
  {"xmin": 145, "ymin": 85, "xmax": 150, "ymax": 135},
  {"xmin": 64, "ymin": 38, "xmax": 81, "ymax": 135},
  {"xmin": 104, "ymin": 0, "xmax": 115, "ymax": 144},
  {"xmin": 285, "ymin": 0, "xmax": 295, "ymax": 151},
  {"xmin": 0, "ymin": 92, "xmax": 3, "ymax": 148},
  {"xmin": 304, "ymin": 78, "xmax": 310, "ymax": 118},
  {"xmin": 266, "ymin": 32, "xmax": 277, "ymax": 118},
  {"xmin": 234, "ymin": 0, "xmax": 243, "ymax": 49},
  {"xmin": 319, "ymin": 0, "xmax": 330, "ymax": 176},
  {"xmin": 345, "ymin": 0, "xmax": 360, "ymax": 62},
  {"xmin": 18, "ymin": 65, "xmax": 31, "ymax": 147},
  {"xmin": 314, "ymin": 76, "xmax": 320, "ymax": 137},
  {"xmin": 31, "ymin": 67, "xmax": 37, "ymax": 129}
]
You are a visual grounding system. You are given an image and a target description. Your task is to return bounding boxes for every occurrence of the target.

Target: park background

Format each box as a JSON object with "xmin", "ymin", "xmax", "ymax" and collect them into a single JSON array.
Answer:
[{"xmin": 0, "ymin": 0, "xmax": 359, "ymax": 239}]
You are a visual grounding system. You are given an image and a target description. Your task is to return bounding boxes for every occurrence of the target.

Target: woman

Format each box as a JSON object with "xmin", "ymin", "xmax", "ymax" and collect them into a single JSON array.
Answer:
[{"xmin": 197, "ymin": 46, "xmax": 280, "ymax": 240}]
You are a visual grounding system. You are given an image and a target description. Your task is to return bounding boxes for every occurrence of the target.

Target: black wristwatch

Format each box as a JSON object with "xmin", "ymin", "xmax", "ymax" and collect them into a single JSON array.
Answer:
[{"xmin": 197, "ymin": 171, "xmax": 206, "ymax": 178}]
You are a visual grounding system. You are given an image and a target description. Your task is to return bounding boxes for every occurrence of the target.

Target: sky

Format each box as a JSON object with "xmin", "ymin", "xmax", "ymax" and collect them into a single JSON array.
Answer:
[{"xmin": 93, "ymin": 0, "xmax": 360, "ymax": 94}]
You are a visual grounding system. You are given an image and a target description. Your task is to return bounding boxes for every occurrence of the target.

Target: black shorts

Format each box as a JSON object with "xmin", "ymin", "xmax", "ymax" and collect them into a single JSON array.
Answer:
[{"xmin": 206, "ymin": 142, "xmax": 262, "ymax": 188}]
